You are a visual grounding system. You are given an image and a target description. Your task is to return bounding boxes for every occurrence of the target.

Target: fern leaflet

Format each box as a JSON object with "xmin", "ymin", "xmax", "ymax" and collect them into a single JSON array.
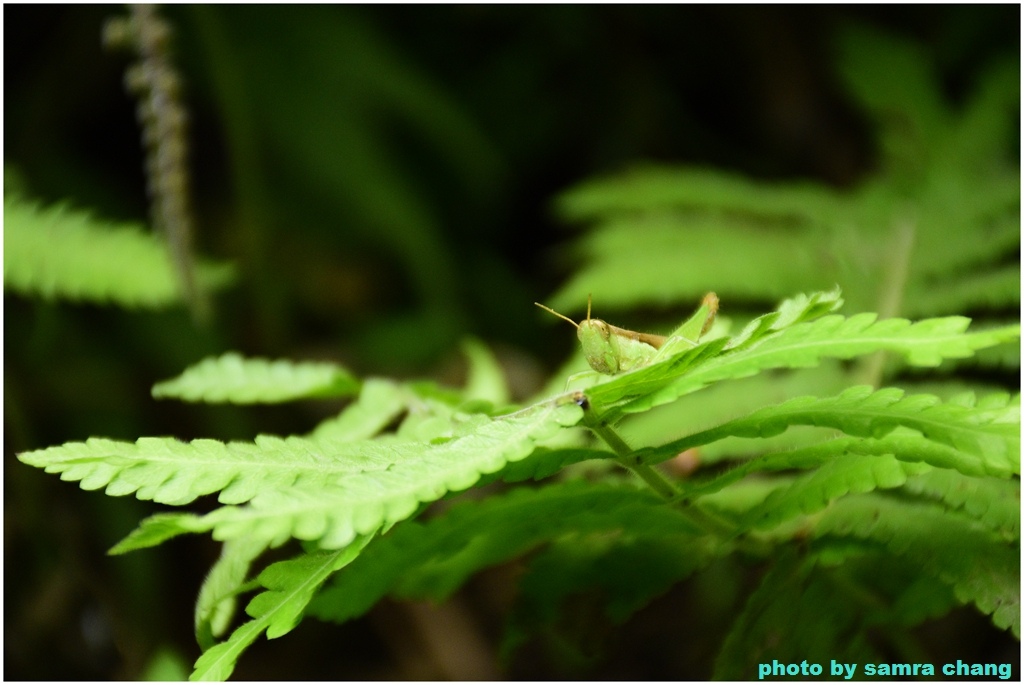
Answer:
[
  {"xmin": 644, "ymin": 386, "xmax": 1019, "ymax": 477},
  {"xmin": 65, "ymin": 399, "xmax": 583, "ymax": 552},
  {"xmin": 151, "ymin": 352, "xmax": 360, "ymax": 403},
  {"xmin": 308, "ymin": 378, "xmax": 407, "ymax": 441},
  {"xmin": 815, "ymin": 494, "xmax": 1019, "ymax": 637},
  {"xmin": 902, "ymin": 468, "xmax": 1020, "ymax": 539},
  {"xmin": 590, "ymin": 314, "xmax": 1020, "ymax": 418},
  {"xmin": 309, "ymin": 481, "xmax": 709, "ymax": 626},
  {"xmin": 191, "ymin": 537, "xmax": 371, "ymax": 681},
  {"xmin": 195, "ymin": 537, "xmax": 268, "ymax": 649},
  {"xmin": 4, "ymin": 196, "xmax": 233, "ymax": 307}
]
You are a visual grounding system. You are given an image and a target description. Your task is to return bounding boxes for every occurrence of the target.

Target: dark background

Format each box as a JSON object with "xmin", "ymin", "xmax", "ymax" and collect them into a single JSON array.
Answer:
[{"xmin": 4, "ymin": 5, "xmax": 1019, "ymax": 679}]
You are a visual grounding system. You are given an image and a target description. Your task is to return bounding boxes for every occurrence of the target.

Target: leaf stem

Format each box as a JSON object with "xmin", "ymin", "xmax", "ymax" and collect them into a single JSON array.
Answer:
[
  {"xmin": 581, "ymin": 408, "xmax": 755, "ymax": 543},
  {"xmin": 586, "ymin": 421, "xmax": 679, "ymax": 500},
  {"xmin": 572, "ymin": 394, "xmax": 767, "ymax": 548}
]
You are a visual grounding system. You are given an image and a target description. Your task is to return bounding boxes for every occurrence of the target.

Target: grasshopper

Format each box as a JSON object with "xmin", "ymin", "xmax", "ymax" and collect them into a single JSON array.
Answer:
[{"xmin": 535, "ymin": 292, "xmax": 719, "ymax": 376}]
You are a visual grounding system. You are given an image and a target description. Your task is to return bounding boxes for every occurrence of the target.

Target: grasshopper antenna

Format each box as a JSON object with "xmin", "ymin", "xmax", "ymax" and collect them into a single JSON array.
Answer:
[{"xmin": 534, "ymin": 302, "xmax": 580, "ymax": 329}]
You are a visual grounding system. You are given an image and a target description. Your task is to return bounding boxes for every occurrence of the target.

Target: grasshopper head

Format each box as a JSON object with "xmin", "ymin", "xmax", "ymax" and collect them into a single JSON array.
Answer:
[
  {"xmin": 577, "ymin": 294, "xmax": 618, "ymax": 374},
  {"xmin": 535, "ymin": 295, "xmax": 618, "ymax": 375}
]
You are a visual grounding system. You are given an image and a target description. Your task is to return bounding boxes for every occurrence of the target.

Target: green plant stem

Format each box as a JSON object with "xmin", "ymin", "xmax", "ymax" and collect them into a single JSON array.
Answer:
[
  {"xmin": 585, "ymin": 420, "xmax": 746, "ymax": 543},
  {"xmin": 585, "ymin": 413, "xmax": 770, "ymax": 548},
  {"xmin": 587, "ymin": 421, "xmax": 678, "ymax": 499}
]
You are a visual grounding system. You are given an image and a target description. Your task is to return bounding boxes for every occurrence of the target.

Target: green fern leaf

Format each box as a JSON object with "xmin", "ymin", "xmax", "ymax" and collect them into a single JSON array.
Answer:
[
  {"xmin": 853, "ymin": 432, "xmax": 1018, "ymax": 479},
  {"xmin": 19, "ymin": 435, "xmax": 370, "ymax": 507},
  {"xmin": 884, "ymin": 568, "xmax": 961, "ymax": 628},
  {"xmin": 738, "ymin": 454, "xmax": 930, "ymax": 531},
  {"xmin": 811, "ymin": 545, "xmax": 961, "ymax": 628},
  {"xmin": 461, "ymin": 338, "xmax": 511, "ymax": 405},
  {"xmin": 714, "ymin": 551, "xmax": 881, "ymax": 679},
  {"xmin": 671, "ymin": 439, "xmax": 864, "ymax": 501},
  {"xmin": 80, "ymin": 400, "xmax": 583, "ymax": 551},
  {"xmin": 392, "ymin": 486, "xmax": 706, "ymax": 604},
  {"xmin": 662, "ymin": 431, "xmax": 1017, "ymax": 528},
  {"xmin": 309, "ymin": 481, "xmax": 706, "ymax": 625},
  {"xmin": 195, "ymin": 537, "xmax": 267, "ymax": 649},
  {"xmin": 955, "ymin": 56, "xmax": 1020, "ymax": 164},
  {"xmin": 592, "ymin": 314, "xmax": 1020, "ymax": 418},
  {"xmin": 191, "ymin": 537, "xmax": 371, "ymax": 681},
  {"xmin": 816, "ymin": 495, "xmax": 1020, "ymax": 637},
  {"xmin": 3, "ymin": 196, "xmax": 233, "ymax": 307},
  {"xmin": 152, "ymin": 353, "xmax": 359, "ymax": 403},
  {"xmin": 906, "ymin": 264, "xmax": 1021, "ymax": 318},
  {"xmin": 503, "ymin": 533, "xmax": 709, "ymax": 664},
  {"xmin": 308, "ymin": 378, "xmax": 407, "ymax": 441},
  {"xmin": 836, "ymin": 23, "xmax": 947, "ymax": 159},
  {"xmin": 902, "ymin": 469, "xmax": 1020, "ymax": 539},
  {"xmin": 652, "ymin": 387, "xmax": 1019, "ymax": 476},
  {"xmin": 549, "ymin": 218, "xmax": 830, "ymax": 309},
  {"xmin": 727, "ymin": 288, "xmax": 846, "ymax": 350},
  {"xmin": 556, "ymin": 165, "xmax": 838, "ymax": 226},
  {"xmin": 108, "ymin": 512, "xmax": 207, "ymax": 554},
  {"xmin": 520, "ymin": 534, "xmax": 708, "ymax": 625}
]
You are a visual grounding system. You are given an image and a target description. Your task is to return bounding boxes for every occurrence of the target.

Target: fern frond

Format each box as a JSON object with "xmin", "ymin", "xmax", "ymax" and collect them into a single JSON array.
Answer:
[
  {"xmin": 555, "ymin": 166, "xmax": 839, "ymax": 226},
  {"xmin": 839, "ymin": 433, "xmax": 1015, "ymax": 479},
  {"xmin": 714, "ymin": 551, "xmax": 880, "ymax": 679},
  {"xmin": 961, "ymin": 330, "xmax": 1021, "ymax": 371},
  {"xmin": 3, "ymin": 196, "xmax": 233, "ymax": 307},
  {"xmin": 836, "ymin": 23, "xmax": 947, "ymax": 158},
  {"xmin": 665, "ymin": 439, "xmax": 851, "ymax": 501},
  {"xmin": 191, "ymin": 538, "xmax": 371, "ymax": 681},
  {"xmin": 623, "ymin": 363, "xmax": 853, "ymax": 464},
  {"xmin": 815, "ymin": 494, "xmax": 1020, "ymax": 637},
  {"xmin": 309, "ymin": 481, "xmax": 706, "ymax": 625},
  {"xmin": 737, "ymin": 454, "xmax": 930, "ymax": 531},
  {"xmin": 884, "ymin": 569, "xmax": 961, "ymax": 628},
  {"xmin": 908, "ymin": 212, "xmax": 1019, "ymax": 282},
  {"xmin": 19, "ymin": 435, "xmax": 367, "ymax": 507},
  {"xmin": 655, "ymin": 387, "xmax": 1019, "ymax": 475},
  {"xmin": 812, "ymin": 546, "xmax": 962, "ymax": 628},
  {"xmin": 308, "ymin": 379, "xmax": 407, "ymax": 441},
  {"xmin": 954, "ymin": 56, "xmax": 1020, "ymax": 165},
  {"xmin": 594, "ymin": 314, "xmax": 1020, "ymax": 418},
  {"xmin": 461, "ymin": 338, "xmax": 511, "ymax": 405},
  {"xmin": 548, "ymin": 217, "xmax": 830, "ymax": 310},
  {"xmin": 727, "ymin": 288, "xmax": 846, "ymax": 350},
  {"xmin": 902, "ymin": 469, "xmax": 1020, "ymax": 539},
  {"xmin": 152, "ymin": 353, "xmax": 359, "ymax": 403},
  {"xmin": 195, "ymin": 537, "xmax": 268, "ymax": 649},
  {"xmin": 503, "ymin": 533, "xmax": 709, "ymax": 663},
  {"xmin": 905, "ymin": 264, "xmax": 1020, "ymax": 317},
  {"xmin": 526, "ymin": 534, "xmax": 710, "ymax": 625},
  {"xmin": 75, "ymin": 400, "xmax": 583, "ymax": 551},
  {"xmin": 109, "ymin": 512, "xmax": 207, "ymax": 554},
  {"xmin": 664, "ymin": 431, "xmax": 1016, "ymax": 531}
]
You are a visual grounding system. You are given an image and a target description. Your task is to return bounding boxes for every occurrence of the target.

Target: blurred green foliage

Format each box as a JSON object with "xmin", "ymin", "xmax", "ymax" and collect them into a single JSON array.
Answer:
[{"xmin": 4, "ymin": 5, "xmax": 1018, "ymax": 680}]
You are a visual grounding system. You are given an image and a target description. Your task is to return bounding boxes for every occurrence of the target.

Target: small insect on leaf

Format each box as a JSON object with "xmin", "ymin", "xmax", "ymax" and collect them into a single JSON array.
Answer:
[{"xmin": 535, "ymin": 293, "xmax": 719, "ymax": 377}]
